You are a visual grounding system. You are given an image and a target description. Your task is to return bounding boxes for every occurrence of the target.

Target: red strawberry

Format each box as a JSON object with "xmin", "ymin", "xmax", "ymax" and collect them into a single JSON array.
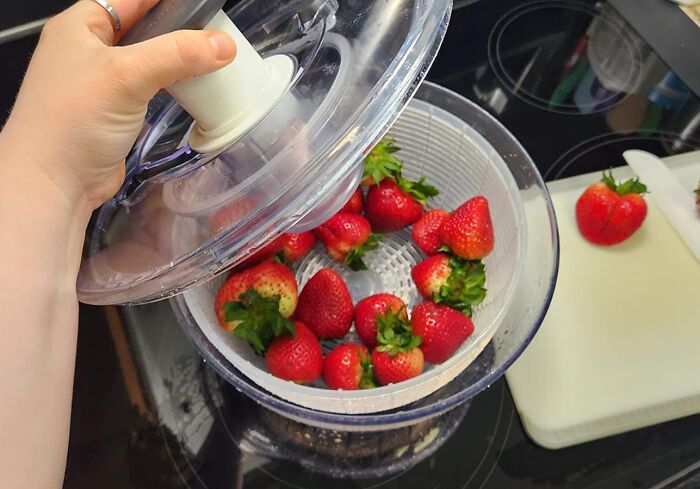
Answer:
[
  {"xmin": 353, "ymin": 294, "xmax": 408, "ymax": 348},
  {"xmin": 295, "ymin": 268, "xmax": 354, "ymax": 339},
  {"xmin": 215, "ymin": 269, "xmax": 252, "ymax": 331},
  {"xmin": 266, "ymin": 322, "xmax": 323, "ymax": 383},
  {"xmin": 208, "ymin": 199, "xmax": 256, "ymax": 233},
  {"xmin": 440, "ymin": 196, "xmax": 494, "ymax": 260},
  {"xmin": 371, "ymin": 306, "xmax": 424, "ymax": 385},
  {"xmin": 576, "ymin": 171, "xmax": 648, "ymax": 246},
  {"xmin": 315, "ymin": 213, "xmax": 381, "ymax": 271},
  {"xmin": 411, "ymin": 254, "xmax": 487, "ymax": 317},
  {"xmin": 229, "ymin": 234, "xmax": 287, "ymax": 273},
  {"xmin": 365, "ymin": 178, "xmax": 439, "ymax": 232},
  {"xmin": 216, "ymin": 262, "xmax": 298, "ymax": 354},
  {"xmin": 280, "ymin": 232, "xmax": 316, "ymax": 264},
  {"xmin": 247, "ymin": 262, "xmax": 298, "ymax": 318},
  {"xmin": 412, "ymin": 209, "xmax": 450, "ymax": 255},
  {"xmin": 411, "ymin": 254, "xmax": 452, "ymax": 299},
  {"xmin": 323, "ymin": 343, "xmax": 375, "ymax": 390},
  {"xmin": 362, "ymin": 138, "xmax": 403, "ymax": 186},
  {"xmin": 411, "ymin": 302, "xmax": 474, "ymax": 364},
  {"xmin": 339, "ymin": 188, "xmax": 364, "ymax": 214}
]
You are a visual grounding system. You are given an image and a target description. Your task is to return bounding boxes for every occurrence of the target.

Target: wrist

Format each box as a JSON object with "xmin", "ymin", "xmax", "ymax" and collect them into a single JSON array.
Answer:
[{"xmin": 0, "ymin": 127, "xmax": 94, "ymax": 221}]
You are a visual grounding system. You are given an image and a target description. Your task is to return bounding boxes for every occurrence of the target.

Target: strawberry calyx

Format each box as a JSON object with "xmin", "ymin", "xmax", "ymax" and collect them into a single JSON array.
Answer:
[
  {"xmin": 223, "ymin": 289, "xmax": 295, "ymax": 355},
  {"xmin": 363, "ymin": 138, "xmax": 403, "ymax": 185},
  {"xmin": 695, "ymin": 182, "xmax": 700, "ymax": 201},
  {"xmin": 358, "ymin": 349, "xmax": 377, "ymax": 389},
  {"xmin": 345, "ymin": 232, "xmax": 382, "ymax": 271},
  {"xmin": 601, "ymin": 169, "xmax": 647, "ymax": 196},
  {"xmin": 434, "ymin": 256, "xmax": 487, "ymax": 317},
  {"xmin": 375, "ymin": 307, "xmax": 422, "ymax": 357},
  {"xmin": 397, "ymin": 176, "xmax": 440, "ymax": 205}
]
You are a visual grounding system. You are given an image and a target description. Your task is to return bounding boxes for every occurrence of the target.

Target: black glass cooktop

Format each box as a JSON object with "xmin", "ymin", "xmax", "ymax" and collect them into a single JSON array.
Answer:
[{"xmin": 56, "ymin": 0, "xmax": 700, "ymax": 487}]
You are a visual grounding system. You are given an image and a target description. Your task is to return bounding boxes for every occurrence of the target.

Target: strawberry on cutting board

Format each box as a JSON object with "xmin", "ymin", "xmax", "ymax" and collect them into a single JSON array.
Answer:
[
  {"xmin": 266, "ymin": 321, "xmax": 323, "ymax": 383},
  {"xmin": 576, "ymin": 170, "xmax": 648, "ymax": 246},
  {"xmin": 362, "ymin": 138, "xmax": 403, "ymax": 186},
  {"xmin": 354, "ymin": 294, "xmax": 408, "ymax": 349},
  {"xmin": 279, "ymin": 232, "xmax": 316, "ymax": 264},
  {"xmin": 315, "ymin": 213, "xmax": 381, "ymax": 271},
  {"xmin": 295, "ymin": 268, "xmax": 354, "ymax": 339},
  {"xmin": 371, "ymin": 306, "xmax": 424, "ymax": 385},
  {"xmin": 323, "ymin": 343, "xmax": 375, "ymax": 390},
  {"xmin": 440, "ymin": 196, "xmax": 494, "ymax": 260},
  {"xmin": 411, "ymin": 254, "xmax": 486, "ymax": 317},
  {"xmin": 215, "ymin": 262, "xmax": 298, "ymax": 354},
  {"xmin": 339, "ymin": 188, "xmax": 364, "ymax": 214},
  {"xmin": 412, "ymin": 209, "xmax": 450, "ymax": 255},
  {"xmin": 365, "ymin": 178, "xmax": 439, "ymax": 232},
  {"xmin": 411, "ymin": 302, "xmax": 474, "ymax": 364}
]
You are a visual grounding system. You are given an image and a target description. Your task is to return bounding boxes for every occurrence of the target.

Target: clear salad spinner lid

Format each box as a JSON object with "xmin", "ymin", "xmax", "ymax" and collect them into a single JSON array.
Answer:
[{"xmin": 78, "ymin": 0, "xmax": 452, "ymax": 305}]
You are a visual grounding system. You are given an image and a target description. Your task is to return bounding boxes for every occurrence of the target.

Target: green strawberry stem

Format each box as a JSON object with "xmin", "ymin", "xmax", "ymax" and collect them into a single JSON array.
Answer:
[
  {"xmin": 223, "ymin": 289, "xmax": 295, "ymax": 355},
  {"xmin": 363, "ymin": 138, "xmax": 403, "ymax": 184},
  {"xmin": 345, "ymin": 233, "xmax": 382, "ymax": 271},
  {"xmin": 359, "ymin": 350, "xmax": 377, "ymax": 389},
  {"xmin": 397, "ymin": 176, "xmax": 440, "ymax": 205},
  {"xmin": 375, "ymin": 307, "xmax": 422, "ymax": 357},
  {"xmin": 601, "ymin": 169, "xmax": 647, "ymax": 196},
  {"xmin": 434, "ymin": 257, "xmax": 487, "ymax": 317}
]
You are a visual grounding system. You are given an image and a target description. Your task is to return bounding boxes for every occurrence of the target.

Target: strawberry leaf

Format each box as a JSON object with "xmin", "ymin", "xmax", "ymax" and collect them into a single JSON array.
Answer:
[
  {"xmin": 363, "ymin": 138, "xmax": 403, "ymax": 185},
  {"xmin": 397, "ymin": 176, "xmax": 439, "ymax": 205},
  {"xmin": 223, "ymin": 289, "xmax": 295, "ymax": 355},
  {"xmin": 376, "ymin": 307, "xmax": 421, "ymax": 357},
  {"xmin": 434, "ymin": 258, "xmax": 487, "ymax": 317},
  {"xmin": 358, "ymin": 350, "xmax": 377, "ymax": 389},
  {"xmin": 601, "ymin": 169, "xmax": 647, "ymax": 196},
  {"xmin": 345, "ymin": 233, "xmax": 382, "ymax": 271}
]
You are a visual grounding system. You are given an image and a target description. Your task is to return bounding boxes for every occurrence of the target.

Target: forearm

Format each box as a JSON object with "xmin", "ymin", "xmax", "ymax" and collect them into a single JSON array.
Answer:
[{"xmin": 0, "ymin": 147, "xmax": 91, "ymax": 489}]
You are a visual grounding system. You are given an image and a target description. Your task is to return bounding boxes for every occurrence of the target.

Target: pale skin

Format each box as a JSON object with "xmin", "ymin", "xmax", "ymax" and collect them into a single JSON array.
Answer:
[{"xmin": 0, "ymin": 1, "xmax": 237, "ymax": 487}]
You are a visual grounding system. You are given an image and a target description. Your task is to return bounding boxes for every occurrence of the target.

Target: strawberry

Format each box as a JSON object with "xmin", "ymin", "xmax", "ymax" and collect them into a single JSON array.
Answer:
[
  {"xmin": 279, "ymin": 232, "xmax": 316, "ymax": 264},
  {"xmin": 411, "ymin": 302, "xmax": 474, "ymax": 364},
  {"xmin": 353, "ymin": 294, "xmax": 408, "ymax": 348},
  {"xmin": 412, "ymin": 209, "xmax": 450, "ymax": 255},
  {"xmin": 208, "ymin": 199, "xmax": 256, "ymax": 233},
  {"xmin": 217, "ymin": 262, "xmax": 298, "ymax": 354},
  {"xmin": 339, "ymin": 188, "xmax": 364, "ymax": 214},
  {"xmin": 695, "ymin": 182, "xmax": 699, "ymax": 214},
  {"xmin": 295, "ymin": 268, "xmax": 354, "ymax": 339},
  {"xmin": 229, "ymin": 234, "xmax": 287, "ymax": 273},
  {"xmin": 411, "ymin": 254, "xmax": 452, "ymax": 299},
  {"xmin": 214, "ymin": 269, "xmax": 252, "ymax": 331},
  {"xmin": 576, "ymin": 170, "xmax": 648, "ymax": 246},
  {"xmin": 323, "ymin": 343, "xmax": 375, "ymax": 390},
  {"xmin": 440, "ymin": 196, "xmax": 494, "ymax": 260},
  {"xmin": 372, "ymin": 348, "xmax": 424, "ymax": 386},
  {"xmin": 315, "ymin": 213, "xmax": 381, "ymax": 271},
  {"xmin": 411, "ymin": 254, "xmax": 486, "ymax": 317},
  {"xmin": 365, "ymin": 178, "xmax": 439, "ymax": 232},
  {"xmin": 371, "ymin": 306, "xmax": 424, "ymax": 385},
  {"xmin": 266, "ymin": 321, "xmax": 323, "ymax": 383},
  {"xmin": 362, "ymin": 138, "xmax": 403, "ymax": 186}
]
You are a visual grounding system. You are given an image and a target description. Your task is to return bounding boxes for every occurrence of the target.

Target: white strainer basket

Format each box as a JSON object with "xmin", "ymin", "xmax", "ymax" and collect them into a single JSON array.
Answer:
[{"xmin": 178, "ymin": 96, "xmax": 527, "ymax": 414}]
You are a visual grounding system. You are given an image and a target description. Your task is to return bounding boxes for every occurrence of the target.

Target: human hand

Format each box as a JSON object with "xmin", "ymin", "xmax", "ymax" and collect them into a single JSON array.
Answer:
[{"xmin": 0, "ymin": 0, "xmax": 236, "ymax": 212}]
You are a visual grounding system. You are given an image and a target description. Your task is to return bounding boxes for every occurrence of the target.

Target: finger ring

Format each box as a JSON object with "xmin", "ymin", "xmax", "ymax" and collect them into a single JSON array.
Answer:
[{"xmin": 91, "ymin": 0, "xmax": 122, "ymax": 33}]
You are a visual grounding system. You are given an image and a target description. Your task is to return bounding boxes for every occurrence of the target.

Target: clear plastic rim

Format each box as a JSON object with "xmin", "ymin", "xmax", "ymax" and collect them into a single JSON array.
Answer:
[{"xmin": 172, "ymin": 82, "xmax": 560, "ymax": 429}]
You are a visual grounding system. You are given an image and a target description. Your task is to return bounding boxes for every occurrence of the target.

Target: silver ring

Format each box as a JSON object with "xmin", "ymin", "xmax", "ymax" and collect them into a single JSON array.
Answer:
[{"xmin": 91, "ymin": 0, "xmax": 122, "ymax": 33}]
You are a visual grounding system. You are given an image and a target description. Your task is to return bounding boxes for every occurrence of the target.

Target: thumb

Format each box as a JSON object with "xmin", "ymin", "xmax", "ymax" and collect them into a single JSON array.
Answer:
[{"xmin": 117, "ymin": 30, "xmax": 236, "ymax": 103}]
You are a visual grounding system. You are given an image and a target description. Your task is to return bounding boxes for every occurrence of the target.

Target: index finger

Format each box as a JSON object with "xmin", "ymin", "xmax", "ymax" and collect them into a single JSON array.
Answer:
[{"xmin": 75, "ymin": 0, "xmax": 162, "ymax": 45}]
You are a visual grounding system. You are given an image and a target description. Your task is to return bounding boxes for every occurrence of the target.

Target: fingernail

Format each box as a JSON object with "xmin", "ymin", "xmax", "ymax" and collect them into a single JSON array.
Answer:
[{"xmin": 209, "ymin": 32, "xmax": 236, "ymax": 61}]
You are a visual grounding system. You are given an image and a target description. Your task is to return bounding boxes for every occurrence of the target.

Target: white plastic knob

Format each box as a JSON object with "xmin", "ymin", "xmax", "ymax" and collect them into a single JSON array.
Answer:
[{"xmin": 166, "ymin": 10, "xmax": 295, "ymax": 153}]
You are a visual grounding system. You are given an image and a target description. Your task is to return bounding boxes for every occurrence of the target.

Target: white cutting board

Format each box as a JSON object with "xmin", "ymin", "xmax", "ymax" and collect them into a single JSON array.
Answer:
[{"xmin": 506, "ymin": 151, "xmax": 700, "ymax": 449}]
